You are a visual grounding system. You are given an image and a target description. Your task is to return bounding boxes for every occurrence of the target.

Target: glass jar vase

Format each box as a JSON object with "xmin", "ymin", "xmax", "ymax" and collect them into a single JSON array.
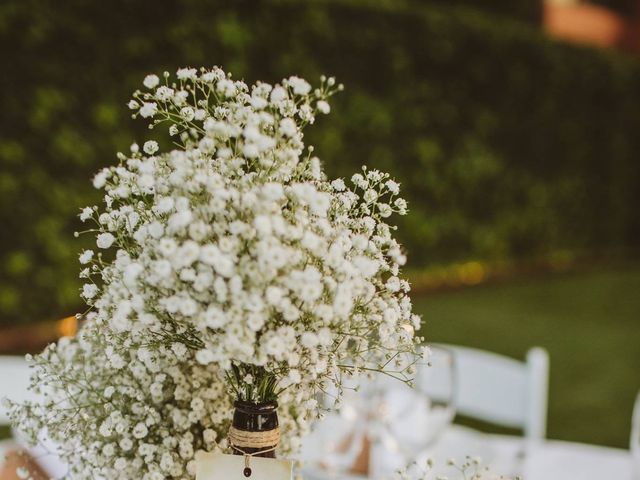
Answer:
[{"xmin": 230, "ymin": 400, "xmax": 280, "ymax": 459}]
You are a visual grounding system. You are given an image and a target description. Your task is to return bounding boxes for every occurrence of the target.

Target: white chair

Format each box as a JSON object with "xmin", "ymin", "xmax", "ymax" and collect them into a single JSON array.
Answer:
[
  {"xmin": 0, "ymin": 355, "xmax": 33, "ymax": 425},
  {"xmin": 0, "ymin": 355, "xmax": 33, "ymax": 468},
  {"xmin": 435, "ymin": 344, "xmax": 550, "ymax": 441}
]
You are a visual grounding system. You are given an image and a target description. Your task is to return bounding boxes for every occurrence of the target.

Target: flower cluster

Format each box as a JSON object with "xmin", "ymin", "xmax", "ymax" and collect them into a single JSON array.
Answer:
[
  {"xmin": 8, "ymin": 320, "xmax": 307, "ymax": 478},
  {"xmin": 9, "ymin": 322, "xmax": 231, "ymax": 478},
  {"xmin": 9, "ymin": 67, "xmax": 422, "ymax": 478}
]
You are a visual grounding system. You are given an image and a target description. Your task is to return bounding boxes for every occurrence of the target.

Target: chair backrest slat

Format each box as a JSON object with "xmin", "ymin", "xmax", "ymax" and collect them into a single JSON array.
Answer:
[{"xmin": 437, "ymin": 344, "xmax": 549, "ymax": 441}]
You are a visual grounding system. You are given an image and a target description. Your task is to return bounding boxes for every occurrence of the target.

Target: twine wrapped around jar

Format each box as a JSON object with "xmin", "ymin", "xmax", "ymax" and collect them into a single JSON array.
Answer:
[{"xmin": 229, "ymin": 425, "xmax": 281, "ymax": 453}]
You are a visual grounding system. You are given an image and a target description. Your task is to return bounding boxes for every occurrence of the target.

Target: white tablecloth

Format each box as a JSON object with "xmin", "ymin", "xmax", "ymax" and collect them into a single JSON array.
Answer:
[
  {"xmin": 525, "ymin": 439, "xmax": 632, "ymax": 480},
  {"xmin": 301, "ymin": 424, "xmax": 634, "ymax": 479},
  {"xmin": 424, "ymin": 425, "xmax": 633, "ymax": 479},
  {"xmin": 1, "ymin": 424, "xmax": 634, "ymax": 479}
]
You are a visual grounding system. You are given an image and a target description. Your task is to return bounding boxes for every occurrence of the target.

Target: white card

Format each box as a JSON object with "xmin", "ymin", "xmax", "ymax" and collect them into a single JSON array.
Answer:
[{"xmin": 196, "ymin": 451, "xmax": 293, "ymax": 480}]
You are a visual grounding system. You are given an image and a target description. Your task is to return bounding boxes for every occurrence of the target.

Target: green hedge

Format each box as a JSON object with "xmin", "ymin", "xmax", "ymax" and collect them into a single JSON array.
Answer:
[
  {"xmin": 411, "ymin": 0, "xmax": 542, "ymax": 22},
  {"xmin": 0, "ymin": 0, "xmax": 639, "ymax": 325}
]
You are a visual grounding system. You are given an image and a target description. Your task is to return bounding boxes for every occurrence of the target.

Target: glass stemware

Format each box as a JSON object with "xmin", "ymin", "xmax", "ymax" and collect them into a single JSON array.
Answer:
[
  {"xmin": 367, "ymin": 346, "xmax": 457, "ymax": 479},
  {"xmin": 413, "ymin": 346, "xmax": 457, "ymax": 447},
  {"xmin": 301, "ymin": 347, "xmax": 456, "ymax": 479}
]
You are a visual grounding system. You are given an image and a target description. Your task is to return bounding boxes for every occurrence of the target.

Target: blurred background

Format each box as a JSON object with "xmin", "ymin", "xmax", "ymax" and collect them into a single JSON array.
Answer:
[{"xmin": 0, "ymin": 0, "xmax": 638, "ymax": 449}]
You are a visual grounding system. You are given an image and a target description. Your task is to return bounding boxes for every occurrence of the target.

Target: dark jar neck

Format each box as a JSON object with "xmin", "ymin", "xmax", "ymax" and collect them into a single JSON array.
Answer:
[
  {"xmin": 233, "ymin": 400, "xmax": 278, "ymax": 416},
  {"xmin": 231, "ymin": 401, "xmax": 279, "ymax": 459}
]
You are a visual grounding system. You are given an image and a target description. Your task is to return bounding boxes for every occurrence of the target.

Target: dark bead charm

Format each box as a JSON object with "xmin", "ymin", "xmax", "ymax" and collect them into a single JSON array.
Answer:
[{"xmin": 243, "ymin": 467, "xmax": 252, "ymax": 477}]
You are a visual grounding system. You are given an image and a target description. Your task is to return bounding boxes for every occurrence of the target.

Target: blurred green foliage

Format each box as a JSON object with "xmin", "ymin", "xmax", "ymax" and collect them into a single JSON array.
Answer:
[{"xmin": 0, "ymin": 0, "xmax": 639, "ymax": 325}]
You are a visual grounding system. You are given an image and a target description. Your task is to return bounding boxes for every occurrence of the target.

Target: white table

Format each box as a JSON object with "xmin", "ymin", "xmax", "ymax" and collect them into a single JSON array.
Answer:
[
  {"xmin": 0, "ymin": 426, "xmax": 633, "ymax": 479},
  {"xmin": 440, "ymin": 426, "xmax": 633, "ymax": 480},
  {"xmin": 524, "ymin": 438, "xmax": 632, "ymax": 480},
  {"xmin": 301, "ymin": 424, "xmax": 634, "ymax": 479}
]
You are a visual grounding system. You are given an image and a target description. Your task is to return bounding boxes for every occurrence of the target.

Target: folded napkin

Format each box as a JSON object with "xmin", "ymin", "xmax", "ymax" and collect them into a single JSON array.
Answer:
[{"xmin": 302, "ymin": 379, "xmax": 440, "ymax": 479}]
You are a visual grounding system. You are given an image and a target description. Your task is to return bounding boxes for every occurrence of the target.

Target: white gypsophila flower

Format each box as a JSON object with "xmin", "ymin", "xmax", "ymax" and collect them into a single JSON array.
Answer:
[
  {"xmin": 79, "ymin": 206, "xmax": 93, "ymax": 222},
  {"xmin": 386, "ymin": 179, "xmax": 400, "ymax": 194},
  {"xmin": 174, "ymin": 90, "xmax": 189, "ymax": 106},
  {"xmin": 287, "ymin": 76, "xmax": 311, "ymax": 95},
  {"xmin": 93, "ymin": 169, "xmax": 109, "ymax": 189},
  {"xmin": 139, "ymin": 102, "xmax": 158, "ymax": 118},
  {"xmin": 317, "ymin": 100, "xmax": 330, "ymax": 114},
  {"xmin": 156, "ymin": 85, "xmax": 174, "ymax": 102},
  {"xmin": 96, "ymin": 232, "xmax": 115, "ymax": 249},
  {"xmin": 143, "ymin": 140, "xmax": 159, "ymax": 155},
  {"xmin": 11, "ymin": 68, "xmax": 420, "ymax": 479},
  {"xmin": 81, "ymin": 283, "xmax": 98, "ymax": 299},
  {"xmin": 143, "ymin": 74, "xmax": 160, "ymax": 89},
  {"xmin": 177, "ymin": 67, "xmax": 198, "ymax": 80},
  {"xmin": 79, "ymin": 250, "xmax": 93, "ymax": 264}
]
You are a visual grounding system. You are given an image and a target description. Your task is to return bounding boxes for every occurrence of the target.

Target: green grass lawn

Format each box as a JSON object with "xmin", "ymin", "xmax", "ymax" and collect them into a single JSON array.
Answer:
[{"xmin": 413, "ymin": 265, "xmax": 640, "ymax": 449}]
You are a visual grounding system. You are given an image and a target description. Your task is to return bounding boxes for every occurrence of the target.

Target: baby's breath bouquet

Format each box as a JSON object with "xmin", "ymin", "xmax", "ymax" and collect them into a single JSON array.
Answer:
[{"xmin": 8, "ymin": 67, "xmax": 423, "ymax": 478}]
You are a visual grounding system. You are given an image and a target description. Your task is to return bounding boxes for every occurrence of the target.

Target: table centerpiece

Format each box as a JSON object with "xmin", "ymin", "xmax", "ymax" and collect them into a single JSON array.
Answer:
[{"xmin": 7, "ymin": 67, "xmax": 424, "ymax": 479}]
